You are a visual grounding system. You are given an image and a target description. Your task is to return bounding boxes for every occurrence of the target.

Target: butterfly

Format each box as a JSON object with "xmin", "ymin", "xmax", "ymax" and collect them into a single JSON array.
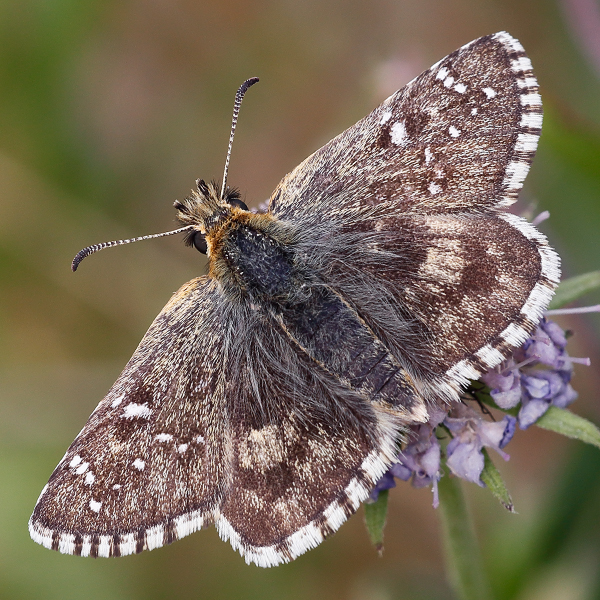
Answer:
[{"xmin": 30, "ymin": 31, "xmax": 559, "ymax": 567}]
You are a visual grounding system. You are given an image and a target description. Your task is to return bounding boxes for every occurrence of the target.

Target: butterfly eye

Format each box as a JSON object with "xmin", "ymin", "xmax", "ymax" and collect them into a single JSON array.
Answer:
[
  {"xmin": 183, "ymin": 229, "xmax": 208, "ymax": 254},
  {"xmin": 188, "ymin": 232, "xmax": 207, "ymax": 254},
  {"xmin": 228, "ymin": 198, "xmax": 248, "ymax": 211}
]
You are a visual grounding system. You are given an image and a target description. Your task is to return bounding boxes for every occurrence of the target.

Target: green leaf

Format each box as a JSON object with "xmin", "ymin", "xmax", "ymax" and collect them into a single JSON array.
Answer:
[
  {"xmin": 549, "ymin": 271, "xmax": 600, "ymax": 308},
  {"xmin": 363, "ymin": 489, "xmax": 388, "ymax": 553},
  {"xmin": 535, "ymin": 406, "xmax": 600, "ymax": 449},
  {"xmin": 480, "ymin": 448, "xmax": 515, "ymax": 512}
]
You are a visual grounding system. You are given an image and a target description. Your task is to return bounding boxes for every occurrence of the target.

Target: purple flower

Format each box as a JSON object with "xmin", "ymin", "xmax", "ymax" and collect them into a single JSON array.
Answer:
[
  {"xmin": 518, "ymin": 368, "xmax": 578, "ymax": 428},
  {"xmin": 368, "ymin": 313, "xmax": 590, "ymax": 505},
  {"xmin": 446, "ymin": 439, "xmax": 484, "ymax": 486},
  {"xmin": 518, "ymin": 398, "xmax": 552, "ymax": 430},
  {"xmin": 367, "ymin": 471, "xmax": 396, "ymax": 501},
  {"xmin": 481, "ymin": 359, "xmax": 522, "ymax": 409},
  {"xmin": 370, "ymin": 408, "xmax": 445, "ymax": 506},
  {"xmin": 397, "ymin": 430, "xmax": 441, "ymax": 486},
  {"xmin": 478, "ymin": 414, "xmax": 516, "ymax": 453},
  {"xmin": 520, "ymin": 328, "xmax": 561, "ymax": 367},
  {"xmin": 444, "ymin": 404, "xmax": 516, "ymax": 485},
  {"xmin": 482, "ymin": 317, "xmax": 587, "ymax": 429},
  {"xmin": 553, "ymin": 381, "xmax": 578, "ymax": 408},
  {"xmin": 541, "ymin": 319, "xmax": 567, "ymax": 349}
]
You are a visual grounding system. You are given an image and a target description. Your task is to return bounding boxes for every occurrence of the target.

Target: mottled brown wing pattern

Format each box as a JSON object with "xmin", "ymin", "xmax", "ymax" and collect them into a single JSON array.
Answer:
[
  {"xmin": 217, "ymin": 364, "xmax": 398, "ymax": 566},
  {"xmin": 314, "ymin": 212, "xmax": 559, "ymax": 402},
  {"xmin": 270, "ymin": 31, "xmax": 559, "ymax": 401},
  {"xmin": 30, "ymin": 278, "xmax": 401, "ymax": 566},
  {"xmin": 270, "ymin": 32, "xmax": 543, "ymax": 223},
  {"xmin": 218, "ymin": 409, "xmax": 394, "ymax": 567},
  {"xmin": 215, "ymin": 305, "xmax": 401, "ymax": 566},
  {"xmin": 30, "ymin": 31, "xmax": 559, "ymax": 568},
  {"xmin": 29, "ymin": 277, "xmax": 229, "ymax": 557}
]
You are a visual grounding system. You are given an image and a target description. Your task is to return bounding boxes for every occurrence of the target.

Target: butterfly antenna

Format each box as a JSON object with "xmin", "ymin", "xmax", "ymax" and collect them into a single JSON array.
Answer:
[
  {"xmin": 71, "ymin": 226, "xmax": 194, "ymax": 272},
  {"xmin": 220, "ymin": 77, "xmax": 259, "ymax": 200}
]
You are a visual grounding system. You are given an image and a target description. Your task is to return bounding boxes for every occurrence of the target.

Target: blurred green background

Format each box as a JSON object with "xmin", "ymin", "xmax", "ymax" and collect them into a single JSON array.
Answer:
[{"xmin": 1, "ymin": 0, "xmax": 600, "ymax": 599}]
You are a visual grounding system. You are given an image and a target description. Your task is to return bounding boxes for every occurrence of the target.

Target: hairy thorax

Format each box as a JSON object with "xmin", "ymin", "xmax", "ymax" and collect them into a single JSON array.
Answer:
[
  {"xmin": 174, "ymin": 180, "xmax": 303, "ymax": 306},
  {"xmin": 174, "ymin": 180, "xmax": 427, "ymax": 424},
  {"xmin": 211, "ymin": 215, "xmax": 303, "ymax": 304}
]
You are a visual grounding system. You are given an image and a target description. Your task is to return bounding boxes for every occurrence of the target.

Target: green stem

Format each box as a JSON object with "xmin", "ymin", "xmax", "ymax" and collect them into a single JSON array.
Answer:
[{"xmin": 438, "ymin": 472, "xmax": 493, "ymax": 600}]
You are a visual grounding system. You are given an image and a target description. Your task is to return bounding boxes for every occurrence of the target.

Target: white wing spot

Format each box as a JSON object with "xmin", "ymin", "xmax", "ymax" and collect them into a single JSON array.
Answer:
[
  {"xmin": 89, "ymin": 499, "xmax": 102, "ymax": 513},
  {"xmin": 449, "ymin": 126, "xmax": 461, "ymax": 138},
  {"xmin": 443, "ymin": 75, "xmax": 455, "ymax": 88},
  {"xmin": 436, "ymin": 67, "xmax": 449, "ymax": 80},
  {"xmin": 390, "ymin": 121, "xmax": 407, "ymax": 146},
  {"xmin": 195, "ymin": 435, "xmax": 205, "ymax": 444},
  {"xmin": 504, "ymin": 160, "xmax": 530, "ymax": 190},
  {"xmin": 177, "ymin": 444, "xmax": 189, "ymax": 453},
  {"xmin": 515, "ymin": 132, "xmax": 539, "ymax": 153},
  {"xmin": 75, "ymin": 462, "xmax": 89, "ymax": 475},
  {"xmin": 132, "ymin": 458, "xmax": 145, "ymax": 471},
  {"xmin": 454, "ymin": 82, "xmax": 467, "ymax": 93},
  {"xmin": 428, "ymin": 182, "xmax": 442, "ymax": 195},
  {"xmin": 471, "ymin": 107, "xmax": 478, "ymax": 115},
  {"xmin": 520, "ymin": 112, "xmax": 543, "ymax": 129},
  {"xmin": 111, "ymin": 394, "xmax": 125, "ymax": 408},
  {"xmin": 511, "ymin": 56, "xmax": 533, "ymax": 73},
  {"xmin": 154, "ymin": 433, "xmax": 173, "ymax": 442},
  {"xmin": 122, "ymin": 403, "xmax": 152, "ymax": 419},
  {"xmin": 380, "ymin": 110, "xmax": 392, "ymax": 124},
  {"xmin": 483, "ymin": 87, "xmax": 497, "ymax": 99},
  {"xmin": 424, "ymin": 147, "xmax": 433, "ymax": 164},
  {"xmin": 85, "ymin": 472, "xmax": 95, "ymax": 486},
  {"xmin": 69, "ymin": 455, "xmax": 82, "ymax": 468},
  {"xmin": 112, "ymin": 484, "xmax": 122, "ymax": 490}
]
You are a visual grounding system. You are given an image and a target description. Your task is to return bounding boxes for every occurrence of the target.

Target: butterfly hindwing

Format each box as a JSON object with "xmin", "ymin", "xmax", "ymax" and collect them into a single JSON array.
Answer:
[
  {"xmin": 215, "ymin": 305, "xmax": 400, "ymax": 566},
  {"xmin": 303, "ymin": 212, "xmax": 558, "ymax": 401}
]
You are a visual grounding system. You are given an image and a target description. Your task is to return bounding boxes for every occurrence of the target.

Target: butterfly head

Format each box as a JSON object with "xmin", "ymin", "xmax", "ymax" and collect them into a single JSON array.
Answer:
[
  {"xmin": 174, "ymin": 178, "xmax": 299, "ymax": 301},
  {"xmin": 70, "ymin": 78, "xmax": 263, "ymax": 273},
  {"xmin": 174, "ymin": 179, "xmax": 250, "ymax": 256}
]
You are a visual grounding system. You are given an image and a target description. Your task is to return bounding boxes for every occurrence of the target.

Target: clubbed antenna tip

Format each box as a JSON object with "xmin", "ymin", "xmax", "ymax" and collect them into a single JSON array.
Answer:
[
  {"xmin": 71, "ymin": 226, "xmax": 194, "ymax": 271},
  {"xmin": 73, "ymin": 77, "xmax": 259, "ymax": 272},
  {"xmin": 221, "ymin": 77, "xmax": 259, "ymax": 199}
]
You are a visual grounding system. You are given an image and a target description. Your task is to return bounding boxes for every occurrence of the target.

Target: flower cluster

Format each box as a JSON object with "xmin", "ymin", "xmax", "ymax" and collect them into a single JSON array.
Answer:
[
  {"xmin": 481, "ymin": 318, "xmax": 585, "ymax": 429},
  {"xmin": 370, "ymin": 315, "xmax": 591, "ymax": 505},
  {"xmin": 369, "ymin": 407, "xmax": 446, "ymax": 506}
]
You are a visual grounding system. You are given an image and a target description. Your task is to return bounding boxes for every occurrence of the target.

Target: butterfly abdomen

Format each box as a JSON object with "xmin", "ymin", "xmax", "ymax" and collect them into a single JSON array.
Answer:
[
  {"xmin": 197, "ymin": 199, "xmax": 427, "ymax": 423},
  {"xmin": 275, "ymin": 285, "xmax": 428, "ymax": 423}
]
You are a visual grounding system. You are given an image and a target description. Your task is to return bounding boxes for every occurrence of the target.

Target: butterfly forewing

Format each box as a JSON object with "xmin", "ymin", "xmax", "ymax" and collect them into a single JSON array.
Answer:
[
  {"xmin": 270, "ymin": 32, "xmax": 542, "ymax": 223},
  {"xmin": 30, "ymin": 278, "xmax": 229, "ymax": 557},
  {"xmin": 269, "ymin": 31, "xmax": 558, "ymax": 400}
]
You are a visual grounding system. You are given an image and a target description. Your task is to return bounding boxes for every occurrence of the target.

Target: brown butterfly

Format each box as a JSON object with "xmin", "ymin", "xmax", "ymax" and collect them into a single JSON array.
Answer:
[{"xmin": 30, "ymin": 32, "xmax": 559, "ymax": 567}]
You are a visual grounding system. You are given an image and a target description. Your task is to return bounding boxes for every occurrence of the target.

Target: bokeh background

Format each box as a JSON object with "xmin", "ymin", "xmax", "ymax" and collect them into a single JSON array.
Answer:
[{"xmin": 1, "ymin": 0, "xmax": 600, "ymax": 599}]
